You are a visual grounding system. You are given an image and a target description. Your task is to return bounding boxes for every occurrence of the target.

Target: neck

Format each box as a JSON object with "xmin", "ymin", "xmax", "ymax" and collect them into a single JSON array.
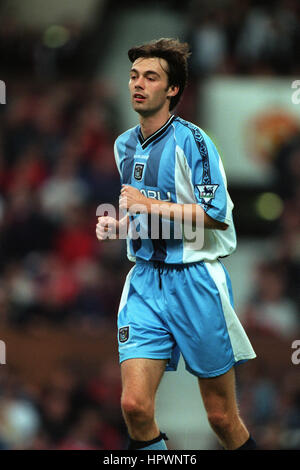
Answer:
[{"xmin": 139, "ymin": 108, "xmax": 171, "ymax": 140}]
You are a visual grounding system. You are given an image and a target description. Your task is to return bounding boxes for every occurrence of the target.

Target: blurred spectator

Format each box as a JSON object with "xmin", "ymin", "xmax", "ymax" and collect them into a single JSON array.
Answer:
[
  {"xmin": 39, "ymin": 159, "xmax": 89, "ymax": 222},
  {"xmin": 189, "ymin": 10, "xmax": 227, "ymax": 75},
  {"xmin": 1, "ymin": 188, "xmax": 56, "ymax": 261},
  {"xmin": 71, "ymin": 260, "xmax": 121, "ymax": 329},
  {"xmin": 244, "ymin": 261, "xmax": 299, "ymax": 339},
  {"xmin": 188, "ymin": 0, "xmax": 300, "ymax": 76},
  {"xmin": 236, "ymin": 1, "xmax": 299, "ymax": 74},
  {"xmin": 273, "ymin": 133, "xmax": 300, "ymax": 202},
  {"xmin": 0, "ymin": 367, "xmax": 40, "ymax": 449},
  {"xmin": 53, "ymin": 206, "xmax": 98, "ymax": 264},
  {"xmin": 236, "ymin": 362, "xmax": 300, "ymax": 449},
  {"xmin": 273, "ymin": 133, "xmax": 300, "ymax": 307},
  {"xmin": 0, "ymin": 364, "xmax": 126, "ymax": 450}
]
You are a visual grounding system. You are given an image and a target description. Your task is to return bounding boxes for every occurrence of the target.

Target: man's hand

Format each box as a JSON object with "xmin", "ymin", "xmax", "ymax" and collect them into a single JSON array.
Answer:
[
  {"xmin": 96, "ymin": 216, "xmax": 118, "ymax": 240},
  {"xmin": 119, "ymin": 185, "xmax": 150, "ymax": 213}
]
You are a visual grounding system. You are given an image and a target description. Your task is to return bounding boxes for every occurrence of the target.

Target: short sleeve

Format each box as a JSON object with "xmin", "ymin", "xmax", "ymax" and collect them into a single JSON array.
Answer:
[
  {"xmin": 114, "ymin": 139, "xmax": 122, "ymax": 179},
  {"xmin": 184, "ymin": 128, "xmax": 233, "ymax": 225}
]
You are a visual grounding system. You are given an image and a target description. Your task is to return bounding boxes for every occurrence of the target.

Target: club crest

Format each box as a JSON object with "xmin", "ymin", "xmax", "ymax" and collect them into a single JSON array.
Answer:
[
  {"xmin": 134, "ymin": 163, "xmax": 145, "ymax": 181},
  {"xmin": 119, "ymin": 326, "xmax": 130, "ymax": 343}
]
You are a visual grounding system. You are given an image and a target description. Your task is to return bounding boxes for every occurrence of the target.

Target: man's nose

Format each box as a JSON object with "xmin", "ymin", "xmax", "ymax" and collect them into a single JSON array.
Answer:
[{"xmin": 135, "ymin": 76, "xmax": 145, "ymax": 88}]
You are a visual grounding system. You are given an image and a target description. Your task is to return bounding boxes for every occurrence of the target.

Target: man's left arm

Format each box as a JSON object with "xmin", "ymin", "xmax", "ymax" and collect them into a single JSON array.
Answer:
[{"xmin": 119, "ymin": 185, "xmax": 228, "ymax": 230}]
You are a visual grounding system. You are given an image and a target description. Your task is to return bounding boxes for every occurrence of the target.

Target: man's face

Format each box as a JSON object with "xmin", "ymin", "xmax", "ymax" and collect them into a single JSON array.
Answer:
[{"xmin": 129, "ymin": 57, "xmax": 176, "ymax": 117}]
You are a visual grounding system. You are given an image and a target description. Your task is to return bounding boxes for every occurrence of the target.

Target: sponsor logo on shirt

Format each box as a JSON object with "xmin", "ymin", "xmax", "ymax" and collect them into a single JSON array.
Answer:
[{"xmin": 140, "ymin": 188, "xmax": 172, "ymax": 201}]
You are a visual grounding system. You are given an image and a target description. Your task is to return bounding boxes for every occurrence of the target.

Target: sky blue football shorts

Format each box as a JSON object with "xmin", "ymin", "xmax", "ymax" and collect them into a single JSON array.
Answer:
[{"xmin": 117, "ymin": 259, "xmax": 256, "ymax": 378}]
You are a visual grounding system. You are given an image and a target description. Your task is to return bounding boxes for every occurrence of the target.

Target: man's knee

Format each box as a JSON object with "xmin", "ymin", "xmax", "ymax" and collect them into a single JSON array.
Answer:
[
  {"xmin": 121, "ymin": 394, "xmax": 154, "ymax": 424},
  {"xmin": 207, "ymin": 410, "xmax": 235, "ymax": 434}
]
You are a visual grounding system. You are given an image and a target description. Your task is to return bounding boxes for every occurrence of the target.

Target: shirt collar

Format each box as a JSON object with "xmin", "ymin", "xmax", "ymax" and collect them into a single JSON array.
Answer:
[{"xmin": 138, "ymin": 115, "xmax": 175, "ymax": 149}]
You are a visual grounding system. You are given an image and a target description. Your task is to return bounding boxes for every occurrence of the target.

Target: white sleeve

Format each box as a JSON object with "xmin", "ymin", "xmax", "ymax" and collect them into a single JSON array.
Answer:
[{"xmin": 114, "ymin": 139, "xmax": 121, "ymax": 177}]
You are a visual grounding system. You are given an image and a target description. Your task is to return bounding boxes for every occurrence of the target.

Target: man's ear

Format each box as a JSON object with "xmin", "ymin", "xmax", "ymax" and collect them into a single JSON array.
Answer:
[{"xmin": 167, "ymin": 84, "xmax": 179, "ymax": 99}]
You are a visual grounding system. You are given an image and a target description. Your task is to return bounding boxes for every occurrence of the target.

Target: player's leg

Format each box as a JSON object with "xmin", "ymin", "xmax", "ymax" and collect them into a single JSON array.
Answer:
[
  {"xmin": 121, "ymin": 357, "xmax": 168, "ymax": 448},
  {"xmin": 117, "ymin": 261, "xmax": 179, "ymax": 449},
  {"xmin": 198, "ymin": 366, "xmax": 255, "ymax": 449},
  {"xmin": 162, "ymin": 260, "xmax": 256, "ymax": 449}
]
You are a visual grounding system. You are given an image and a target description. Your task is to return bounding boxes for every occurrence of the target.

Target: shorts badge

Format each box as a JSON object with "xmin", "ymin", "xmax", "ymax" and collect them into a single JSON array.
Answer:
[{"xmin": 119, "ymin": 326, "xmax": 130, "ymax": 343}]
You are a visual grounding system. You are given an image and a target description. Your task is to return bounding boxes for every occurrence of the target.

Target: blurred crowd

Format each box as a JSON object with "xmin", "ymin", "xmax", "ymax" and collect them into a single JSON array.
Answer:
[
  {"xmin": 187, "ymin": 0, "xmax": 300, "ymax": 77},
  {"xmin": 0, "ymin": 361, "xmax": 127, "ymax": 450},
  {"xmin": 186, "ymin": 1, "xmax": 300, "ymax": 449},
  {"xmin": 0, "ymin": 79, "xmax": 128, "ymax": 330},
  {"xmin": 0, "ymin": 76, "xmax": 130, "ymax": 448},
  {"xmin": 243, "ymin": 130, "xmax": 300, "ymax": 339},
  {"xmin": 0, "ymin": 0, "xmax": 299, "ymax": 450},
  {"xmin": 235, "ymin": 129, "xmax": 300, "ymax": 450}
]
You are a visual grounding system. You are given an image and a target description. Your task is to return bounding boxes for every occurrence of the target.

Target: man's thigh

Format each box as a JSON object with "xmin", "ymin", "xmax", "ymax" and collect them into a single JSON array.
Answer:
[
  {"xmin": 117, "ymin": 263, "xmax": 178, "ymax": 367},
  {"xmin": 164, "ymin": 260, "xmax": 255, "ymax": 377},
  {"xmin": 121, "ymin": 358, "xmax": 168, "ymax": 402},
  {"xmin": 197, "ymin": 367, "xmax": 239, "ymax": 414}
]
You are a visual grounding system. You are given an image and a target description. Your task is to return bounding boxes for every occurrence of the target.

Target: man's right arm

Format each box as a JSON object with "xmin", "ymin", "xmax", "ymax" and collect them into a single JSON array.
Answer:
[
  {"xmin": 96, "ymin": 214, "xmax": 129, "ymax": 240},
  {"xmin": 96, "ymin": 136, "xmax": 129, "ymax": 241}
]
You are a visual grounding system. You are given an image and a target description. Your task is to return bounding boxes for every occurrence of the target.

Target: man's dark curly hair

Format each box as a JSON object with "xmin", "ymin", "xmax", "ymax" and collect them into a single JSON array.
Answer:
[{"xmin": 128, "ymin": 38, "xmax": 191, "ymax": 111}]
